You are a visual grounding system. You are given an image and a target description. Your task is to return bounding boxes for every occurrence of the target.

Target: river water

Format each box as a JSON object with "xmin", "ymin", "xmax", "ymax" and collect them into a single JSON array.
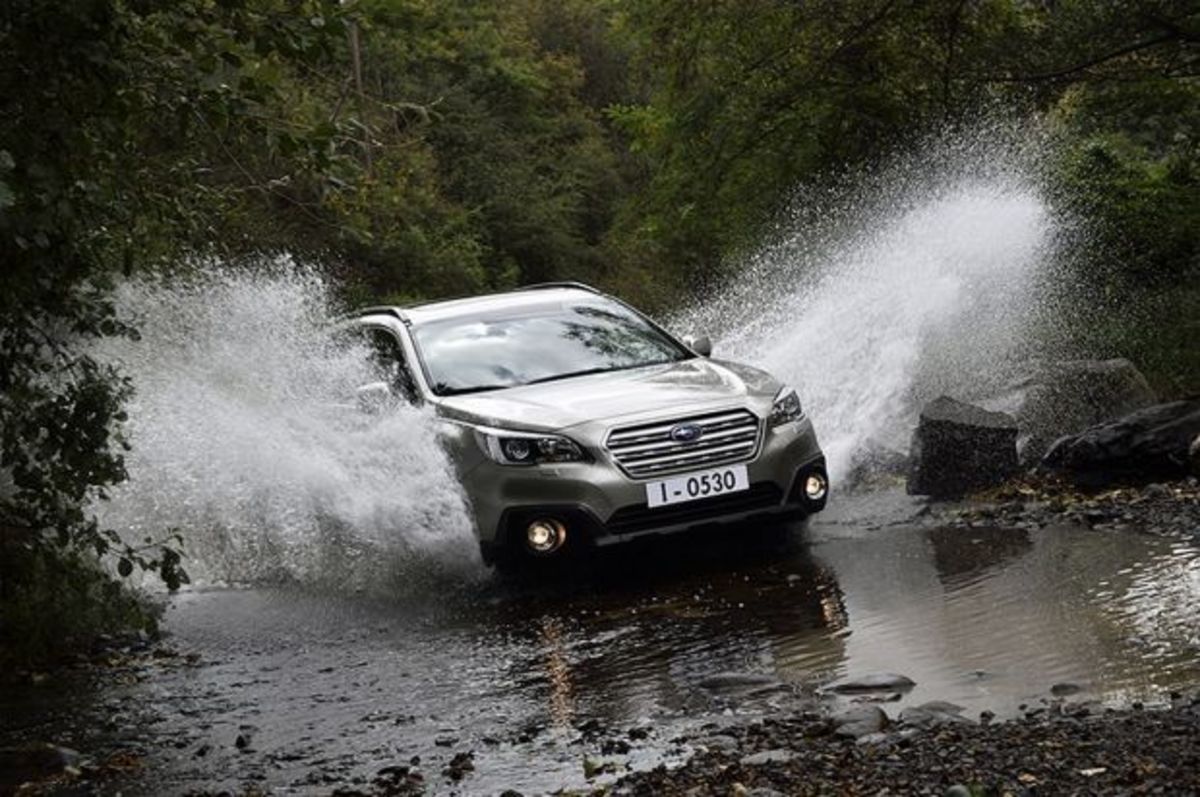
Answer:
[{"xmin": 4, "ymin": 500, "xmax": 1198, "ymax": 794}]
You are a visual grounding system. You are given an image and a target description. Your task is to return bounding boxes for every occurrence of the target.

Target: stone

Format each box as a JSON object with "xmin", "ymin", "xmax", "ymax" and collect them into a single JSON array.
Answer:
[
  {"xmin": 833, "ymin": 705, "xmax": 888, "ymax": 738},
  {"xmin": 829, "ymin": 673, "xmax": 916, "ymax": 694},
  {"xmin": 907, "ymin": 397, "xmax": 1019, "ymax": 498},
  {"xmin": 698, "ymin": 672, "xmax": 779, "ymax": 691},
  {"xmin": 1051, "ymin": 682, "xmax": 1083, "ymax": 697},
  {"xmin": 899, "ymin": 705, "xmax": 973, "ymax": 729},
  {"xmin": 1041, "ymin": 400, "xmax": 1200, "ymax": 488},
  {"xmin": 739, "ymin": 749, "xmax": 797, "ymax": 766},
  {"xmin": 979, "ymin": 358, "xmax": 1156, "ymax": 465}
]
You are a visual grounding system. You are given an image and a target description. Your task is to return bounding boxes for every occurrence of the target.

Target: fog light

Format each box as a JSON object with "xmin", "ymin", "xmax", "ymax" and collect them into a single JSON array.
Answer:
[
  {"xmin": 804, "ymin": 473, "xmax": 828, "ymax": 501},
  {"xmin": 525, "ymin": 518, "xmax": 567, "ymax": 555}
]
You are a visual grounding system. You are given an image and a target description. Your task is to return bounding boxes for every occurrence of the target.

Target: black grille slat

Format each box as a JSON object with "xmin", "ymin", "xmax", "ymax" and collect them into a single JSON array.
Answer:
[{"xmin": 605, "ymin": 408, "xmax": 762, "ymax": 479}]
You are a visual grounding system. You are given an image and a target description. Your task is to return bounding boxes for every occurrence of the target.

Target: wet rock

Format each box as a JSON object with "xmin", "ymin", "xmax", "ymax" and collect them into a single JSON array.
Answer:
[
  {"xmin": 834, "ymin": 705, "xmax": 888, "ymax": 738},
  {"xmin": 829, "ymin": 673, "xmax": 916, "ymax": 694},
  {"xmin": 979, "ymin": 358, "xmax": 1156, "ymax": 465},
  {"xmin": 698, "ymin": 671, "xmax": 779, "ymax": 691},
  {"xmin": 702, "ymin": 734, "xmax": 738, "ymax": 752},
  {"xmin": 1041, "ymin": 399, "xmax": 1200, "ymax": 488},
  {"xmin": 1144, "ymin": 482, "xmax": 1172, "ymax": 499},
  {"xmin": 854, "ymin": 732, "xmax": 893, "ymax": 747},
  {"xmin": 899, "ymin": 703, "xmax": 972, "ymax": 729},
  {"xmin": 739, "ymin": 749, "xmax": 797, "ymax": 766},
  {"xmin": 745, "ymin": 787, "xmax": 787, "ymax": 797},
  {"xmin": 442, "ymin": 751, "xmax": 474, "ymax": 782},
  {"xmin": 0, "ymin": 743, "xmax": 80, "ymax": 788},
  {"xmin": 945, "ymin": 785, "xmax": 972, "ymax": 797},
  {"xmin": 373, "ymin": 763, "xmax": 424, "ymax": 794},
  {"xmin": 600, "ymin": 738, "xmax": 631, "ymax": 755},
  {"xmin": 907, "ymin": 397, "xmax": 1019, "ymax": 498},
  {"xmin": 1051, "ymin": 682, "xmax": 1083, "ymax": 697}
]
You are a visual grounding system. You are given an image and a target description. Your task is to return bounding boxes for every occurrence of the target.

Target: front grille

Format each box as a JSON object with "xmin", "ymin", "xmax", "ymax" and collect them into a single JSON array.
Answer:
[
  {"xmin": 605, "ymin": 408, "xmax": 762, "ymax": 479},
  {"xmin": 607, "ymin": 483, "xmax": 784, "ymax": 534}
]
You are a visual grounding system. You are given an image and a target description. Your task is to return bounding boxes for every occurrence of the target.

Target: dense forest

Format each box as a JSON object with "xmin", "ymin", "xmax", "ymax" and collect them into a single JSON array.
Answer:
[{"xmin": 1, "ymin": 0, "xmax": 1197, "ymax": 659}]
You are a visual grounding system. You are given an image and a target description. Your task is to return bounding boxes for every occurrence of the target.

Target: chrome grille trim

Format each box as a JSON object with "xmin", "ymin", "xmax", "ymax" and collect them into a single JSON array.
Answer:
[{"xmin": 606, "ymin": 408, "xmax": 762, "ymax": 479}]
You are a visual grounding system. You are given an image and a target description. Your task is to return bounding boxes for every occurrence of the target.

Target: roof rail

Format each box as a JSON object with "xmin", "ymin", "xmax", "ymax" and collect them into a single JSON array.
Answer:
[
  {"xmin": 518, "ymin": 281, "xmax": 603, "ymax": 294},
  {"xmin": 355, "ymin": 305, "xmax": 407, "ymax": 320}
]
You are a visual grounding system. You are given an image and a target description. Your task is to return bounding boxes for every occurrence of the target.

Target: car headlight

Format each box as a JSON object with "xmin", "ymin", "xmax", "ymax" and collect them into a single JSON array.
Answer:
[
  {"xmin": 769, "ymin": 387, "xmax": 804, "ymax": 427},
  {"xmin": 474, "ymin": 427, "xmax": 588, "ymax": 466}
]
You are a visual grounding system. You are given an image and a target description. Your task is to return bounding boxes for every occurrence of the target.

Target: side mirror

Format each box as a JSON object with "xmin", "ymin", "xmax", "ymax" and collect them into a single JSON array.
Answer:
[
  {"xmin": 685, "ymin": 334, "xmax": 713, "ymax": 357},
  {"xmin": 355, "ymin": 381, "xmax": 393, "ymax": 414}
]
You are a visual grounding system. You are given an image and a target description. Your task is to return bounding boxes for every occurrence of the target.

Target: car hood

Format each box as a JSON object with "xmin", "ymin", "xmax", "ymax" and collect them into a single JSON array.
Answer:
[{"xmin": 436, "ymin": 358, "xmax": 782, "ymax": 431}]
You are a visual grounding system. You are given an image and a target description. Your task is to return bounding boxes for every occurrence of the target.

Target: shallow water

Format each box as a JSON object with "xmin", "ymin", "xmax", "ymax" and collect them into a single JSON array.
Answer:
[{"xmin": 4, "ymin": 498, "xmax": 1198, "ymax": 795}]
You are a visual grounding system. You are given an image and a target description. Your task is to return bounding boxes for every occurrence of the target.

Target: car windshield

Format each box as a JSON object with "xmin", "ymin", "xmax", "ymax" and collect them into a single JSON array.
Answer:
[{"xmin": 413, "ymin": 300, "xmax": 692, "ymax": 396}]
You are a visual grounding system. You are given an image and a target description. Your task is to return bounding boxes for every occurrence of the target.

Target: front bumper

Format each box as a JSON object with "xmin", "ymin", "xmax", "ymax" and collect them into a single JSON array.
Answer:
[{"xmin": 458, "ymin": 415, "xmax": 826, "ymax": 560}]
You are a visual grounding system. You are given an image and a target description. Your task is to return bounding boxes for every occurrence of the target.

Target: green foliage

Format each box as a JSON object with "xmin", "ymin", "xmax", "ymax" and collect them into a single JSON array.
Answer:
[
  {"xmin": 0, "ymin": 543, "xmax": 162, "ymax": 668},
  {"xmin": 328, "ymin": 0, "xmax": 632, "ymax": 298},
  {"xmin": 0, "ymin": 0, "xmax": 352, "ymax": 650}
]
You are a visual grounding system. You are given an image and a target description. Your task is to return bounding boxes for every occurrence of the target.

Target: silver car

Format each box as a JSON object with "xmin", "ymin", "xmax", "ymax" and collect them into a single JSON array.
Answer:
[{"xmin": 351, "ymin": 283, "xmax": 827, "ymax": 565}]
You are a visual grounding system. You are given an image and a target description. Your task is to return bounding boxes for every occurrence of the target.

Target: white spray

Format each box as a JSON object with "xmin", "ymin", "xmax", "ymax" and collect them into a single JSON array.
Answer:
[
  {"xmin": 679, "ymin": 124, "xmax": 1059, "ymax": 478},
  {"xmin": 94, "ymin": 264, "xmax": 479, "ymax": 590}
]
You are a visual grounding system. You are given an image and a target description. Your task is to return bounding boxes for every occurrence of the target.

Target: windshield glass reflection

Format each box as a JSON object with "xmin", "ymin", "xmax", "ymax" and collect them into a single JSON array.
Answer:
[{"xmin": 413, "ymin": 301, "xmax": 690, "ymax": 395}]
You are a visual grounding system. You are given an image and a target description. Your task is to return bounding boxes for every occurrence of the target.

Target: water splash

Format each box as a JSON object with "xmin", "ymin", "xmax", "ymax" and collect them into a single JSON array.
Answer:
[
  {"xmin": 94, "ymin": 264, "xmax": 479, "ymax": 590},
  {"xmin": 679, "ymin": 123, "xmax": 1060, "ymax": 479}
]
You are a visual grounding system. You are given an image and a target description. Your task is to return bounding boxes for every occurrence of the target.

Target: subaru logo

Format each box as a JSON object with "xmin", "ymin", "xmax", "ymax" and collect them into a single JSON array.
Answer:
[{"xmin": 670, "ymin": 423, "xmax": 704, "ymax": 443}]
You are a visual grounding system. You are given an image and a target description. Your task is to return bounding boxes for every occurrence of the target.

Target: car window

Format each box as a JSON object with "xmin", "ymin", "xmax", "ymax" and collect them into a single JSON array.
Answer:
[
  {"xmin": 362, "ymin": 326, "xmax": 420, "ymax": 403},
  {"xmin": 411, "ymin": 300, "xmax": 691, "ymax": 396}
]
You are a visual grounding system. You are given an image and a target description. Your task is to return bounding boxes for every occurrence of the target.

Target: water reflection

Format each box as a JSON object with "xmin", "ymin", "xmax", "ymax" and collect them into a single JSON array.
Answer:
[
  {"xmin": 3, "ymin": 519, "xmax": 1198, "ymax": 796},
  {"xmin": 485, "ymin": 520, "xmax": 1200, "ymax": 728}
]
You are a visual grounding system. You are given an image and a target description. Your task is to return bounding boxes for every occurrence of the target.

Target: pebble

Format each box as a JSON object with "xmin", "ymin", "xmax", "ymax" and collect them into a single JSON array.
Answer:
[{"xmin": 739, "ymin": 749, "xmax": 797, "ymax": 766}]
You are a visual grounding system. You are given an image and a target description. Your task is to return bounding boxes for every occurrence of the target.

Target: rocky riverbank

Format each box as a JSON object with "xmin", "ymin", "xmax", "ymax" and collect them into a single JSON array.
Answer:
[
  {"xmin": 918, "ymin": 475, "xmax": 1200, "ymax": 541},
  {"xmin": 606, "ymin": 695, "xmax": 1200, "ymax": 796}
]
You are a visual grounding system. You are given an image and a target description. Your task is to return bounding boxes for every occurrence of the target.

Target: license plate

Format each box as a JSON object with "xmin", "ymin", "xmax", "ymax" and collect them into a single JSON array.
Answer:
[{"xmin": 646, "ymin": 464, "xmax": 749, "ymax": 508}]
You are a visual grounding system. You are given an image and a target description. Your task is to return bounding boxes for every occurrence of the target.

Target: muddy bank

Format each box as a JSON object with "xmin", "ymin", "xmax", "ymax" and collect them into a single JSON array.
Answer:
[{"xmin": 606, "ymin": 696, "xmax": 1200, "ymax": 796}]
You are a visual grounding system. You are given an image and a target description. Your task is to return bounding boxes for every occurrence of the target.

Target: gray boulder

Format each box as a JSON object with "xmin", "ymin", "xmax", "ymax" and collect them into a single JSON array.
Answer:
[
  {"xmin": 980, "ymin": 359, "xmax": 1156, "ymax": 465},
  {"xmin": 907, "ymin": 397, "xmax": 1019, "ymax": 498},
  {"xmin": 833, "ymin": 705, "xmax": 888, "ymax": 738},
  {"xmin": 1041, "ymin": 399, "xmax": 1200, "ymax": 487}
]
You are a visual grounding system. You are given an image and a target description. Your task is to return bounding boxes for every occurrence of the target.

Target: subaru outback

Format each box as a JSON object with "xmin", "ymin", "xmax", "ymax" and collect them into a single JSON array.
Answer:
[{"xmin": 349, "ymin": 283, "xmax": 827, "ymax": 565}]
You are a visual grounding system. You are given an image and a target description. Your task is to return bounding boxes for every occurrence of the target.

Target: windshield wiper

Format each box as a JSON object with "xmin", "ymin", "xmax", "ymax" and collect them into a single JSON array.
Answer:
[
  {"xmin": 434, "ymin": 382, "xmax": 511, "ymax": 396},
  {"xmin": 523, "ymin": 366, "xmax": 618, "ymax": 386}
]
